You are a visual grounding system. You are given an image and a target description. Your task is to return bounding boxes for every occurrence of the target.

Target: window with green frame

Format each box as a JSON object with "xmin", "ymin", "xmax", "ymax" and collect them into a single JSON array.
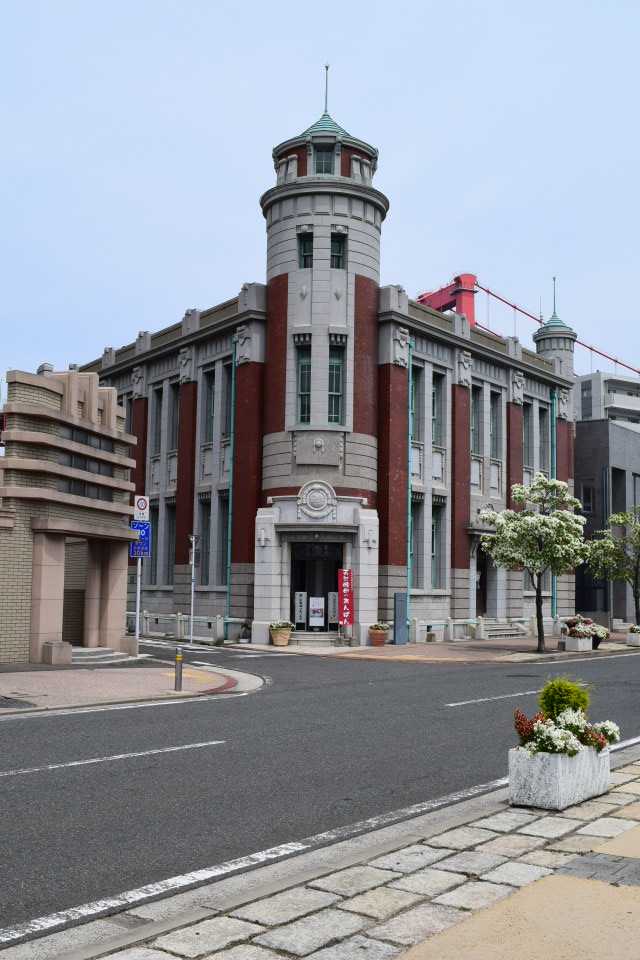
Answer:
[
  {"xmin": 431, "ymin": 507, "xmax": 442, "ymax": 588},
  {"xmin": 166, "ymin": 505, "xmax": 176, "ymax": 585},
  {"xmin": 523, "ymin": 402, "xmax": 532, "ymax": 466},
  {"xmin": 410, "ymin": 501, "xmax": 422, "ymax": 588},
  {"xmin": 432, "ymin": 372, "xmax": 444, "ymax": 446},
  {"xmin": 203, "ymin": 371, "xmax": 215, "ymax": 442},
  {"xmin": 152, "ymin": 386, "xmax": 163, "ymax": 455},
  {"xmin": 297, "ymin": 346, "xmax": 311, "ymax": 424},
  {"xmin": 330, "ymin": 234, "xmax": 345, "ymax": 269},
  {"xmin": 410, "ymin": 365, "xmax": 423, "ymax": 442},
  {"xmin": 328, "ymin": 346, "xmax": 343, "ymax": 424},
  {"xmin": 200, "ymin": 501, "xmax": 211, "ymax": 585},
  {"xmin": 471, "ymin": 385, "xmax": 482, "ymax": 454},
  {"xmin": 169, "ymin": 382, "xmax": 180, "ymax": 451},
  {"xmin": 539, "ymin": 406, "xmax": 549, "ymax": 471},
  {"xmin": 490, "ymin": 391, "xmax": 501, "ymax": 459},
  {"xmin": 299, "ymin": 234, "xmax": 313, "ymax": 268},
  {"xmin": 314, "ymin": 145, "xmax": 334, "ymax": 174}
]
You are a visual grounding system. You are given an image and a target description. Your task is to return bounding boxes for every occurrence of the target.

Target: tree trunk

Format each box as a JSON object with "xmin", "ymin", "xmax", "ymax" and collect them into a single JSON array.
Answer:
[{"xmin": 535, "ymin": 581, "xmax": 545, "ymax": 653}]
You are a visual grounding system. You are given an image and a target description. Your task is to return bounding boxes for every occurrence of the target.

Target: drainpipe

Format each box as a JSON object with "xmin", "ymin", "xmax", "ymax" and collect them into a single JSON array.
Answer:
[
  {"xmin": 224, "ymin": 337, "xmax": 237, "ymax": 641},
  {"xmin": 551, "ymin": 387, "xmax": 557, "ymax": 618},
  {"xmin": 407, "ymin": 340, "xmax": 414, "ymax": 627}
]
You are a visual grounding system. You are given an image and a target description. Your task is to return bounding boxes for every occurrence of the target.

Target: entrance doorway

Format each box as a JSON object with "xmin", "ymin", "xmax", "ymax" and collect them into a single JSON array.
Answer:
[
  {"xmin": 290, "ymin": 542, "xmax": 343, "ymax": 631},
  {"xmin": 476, "ymin": 552, "xmax": 488, "ymax": 617}
]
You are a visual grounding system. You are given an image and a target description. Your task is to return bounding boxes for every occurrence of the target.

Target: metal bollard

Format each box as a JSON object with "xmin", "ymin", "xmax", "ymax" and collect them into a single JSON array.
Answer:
[{"xmin": 175, "ymin": 646, "xmax": 183, "ymax": 692}]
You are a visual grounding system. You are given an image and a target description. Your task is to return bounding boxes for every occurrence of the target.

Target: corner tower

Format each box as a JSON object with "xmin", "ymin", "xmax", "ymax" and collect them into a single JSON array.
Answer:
[{"xmin": 253, "ymin": 86, "xmax": 389, "ymax": 643}]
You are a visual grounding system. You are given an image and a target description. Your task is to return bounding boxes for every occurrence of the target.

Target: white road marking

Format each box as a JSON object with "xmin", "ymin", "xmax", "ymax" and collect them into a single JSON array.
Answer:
[
  {"xmin": 448, "ymin": 689, "xmax": 539, "ymax": 706},
  {"xmin": 612, "ymin": 735, "xmax": 640, "ymax": 751},
  {"xmin": 0, "ymin": 740, "xmax": 225, "ymax": 778}
]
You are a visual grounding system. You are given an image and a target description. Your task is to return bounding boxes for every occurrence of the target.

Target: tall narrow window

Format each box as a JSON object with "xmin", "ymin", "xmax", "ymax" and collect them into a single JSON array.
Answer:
[
  {"xmin": 299, "ymin": 234, "xmax": 313, "ymax": 268},
  {"xmin": 330, "ymin": 234, "xmax": 345, "ymax": 269},
  {"xmin": 204, "ymin": 371, "xmax": 215, "ymax": 442},
  {"xmin": 432, "ymin": 373, "xmax": 444, "ymax": 445},
  {"xmin": 314, "ymin": 145, "xmax": 334, "ymax": 174},
  {"xmin": 410, "ymin": 501, "xmax": 423, "ymax": 588},
  {"xmin": 471, "ymin": 386, "xmax": 482, "ymax": 454},
  {"xmin": 490, "ymin": 392, "xmax": 500, "ymax": 459},
  {"xmin": 523, "ymin": 402, "xmax": 532, "ymax": 466},
  {"xmin": 411, "ymin": 365, "xmax": 423, "ymax": 442},
  {"xmin": 217, "ymin": 497, "xmax": 229, "ymax": 585},
  {"xmin": 200, "ymin": 501, "xmax": 211, "ymax": 585},
  {"xmin": 431, "ymin": 508, "xmax": 442, "ymax": 588},
  {"xmin": 328, "ymin": 346, "xmax": 343, "ymax": 425},
  {"xmin": 297, "ymin": 347, "xmax": 311, "ymax": 424},
  {"xmin": 149, "ymin": 506, "xmax": 159, "ymax": 584},
  {"xmin": 152, "ymin": 386, "xmax": 163, "ymax": 456},
  {"xmin": 222, "ymin": 364, "xmax": 233, "ymax": 439},
  {"xmin": 169, "ymin": 382, "xmax": 180, "ymax": 451},
  {"xmin": 539, "ymin": 407, "xmax": 549, "ymax": 471},
  {"xmin": 165, "ymin": 505, "xmax": 176, "ymax": 585}
]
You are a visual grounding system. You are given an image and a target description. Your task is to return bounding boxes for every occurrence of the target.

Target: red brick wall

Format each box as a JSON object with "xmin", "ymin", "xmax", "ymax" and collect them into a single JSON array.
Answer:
[
  {"xmin": 556, "ymin": 418, "xmax": 574, "ymax": 482},
  {"xmin": 130, "ymin": 397, "xmax": 148, "ymax": 497},
  {"xmin": 341, "ymin": 147, "xmax": 356, "ymax": 178},
  {"xmin": 506, "ymin": 402, "xmax": 524, "ymax": 510},
  {"xmin": 353, "ymin": 275, "xmax": 379, "ymax": 437},
  {"xmin": 291, "ymin": 146, "xmax": 307, "ymax": 178},
  {"xmin": 264, "ymin": 274, "xmax": 288, "ymax": 435},
  {"xmin": 451, "ymin": 384, "xmax": 471, "ymax": 569},
  {"xmin": 232, "ymin": 362, "xmax": 265, "ymax": 564},
  {"xmin": 175, "ymin": 381, "xmax": 198, "ymax": 564},
  {"xmin": 378, "ymin": 364, "xmax": 409, "ymax": 566}
]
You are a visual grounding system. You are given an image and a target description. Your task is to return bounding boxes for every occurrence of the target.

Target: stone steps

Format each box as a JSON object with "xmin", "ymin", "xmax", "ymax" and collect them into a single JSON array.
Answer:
[
  {"xmin": 71, "ymin": 647, "xmax": 132, "ymax": 664},
  {"xmin": 290, "ymin": 632, "xmax": 346, "ymax": 647}
]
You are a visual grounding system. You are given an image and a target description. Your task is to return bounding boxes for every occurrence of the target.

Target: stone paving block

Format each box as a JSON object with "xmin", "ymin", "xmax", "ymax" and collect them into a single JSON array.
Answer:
[
  {"xmin": 614, "ymin": 781, "xmax": 640, "ymax": 795},
  {"xmin": 558, "ymin": 852, "xmax": 640, "ymax": 887},
  {"xmin": 547, "ymin": 834, "xmax": 602, "ymax": 853},
  {"xmin": 305, "ymin": 934, "xmax": 403, "ymax": 958},
  {"xmin": 336, "ymin": 887, "xmax": 422, "ymax": 920},
  {"xmin": 615, "ymin": 765, "xmax": 640, "ymax": 775},
  {"xmin": 435, "ymin": 850, "xmax": 507, "ymax": 876},
  {"xmin": 366, "ymin": 902, "xmax": 463, "ymax": 946},
  {"xmin": 469, "ymin": 810, "xmax": 540, "ymax": 833},
  {"xmin": 610, "ymin": 772, "xmax": 636, "ymax": 785},
  {"xmin": 562, "ymin": 799, "xmax": 619, "ymax": 819},
  {"xmin": 476, "ymin": 834, "xmax": 546, "ymax": 857},
  {"xmin": 427, "ymin": 826, "xmax": 498, "ymax": 849},
  {"xmin": 433, "ymin": 880, "xmax": 515, "ymax": 910},
  {"xmin": 606, "ymin": 791, "xmax": 639, "ymax": 804},
  {"xmin": 205, "ymin": 947, "xmax": 282, "ymax": 959},
  {"xmin": 253, "ymin": 908, "xmax": 368, "ymax": 957},
  {"xmin": 517, "ymin": 816, "xmax": 583, "ymax": 839},
  {"xmin": 230, "ymin": 887, "xmax": 341, "ymax": 925},
  {"xmin": 154, "ymin": 917, "xmax": 264, "ymax": 957},
  {"xmin": 612, "ymin": 800, "xmax": 640, "ymax": 820},
  {"xmin": 96, "ymin": 951, "xmax": 177, "ymax": 960},
  {"xmin": 480, "ymin": 861, "xmax": 552, "ymax": 886},
  {"xmin": 0, "ymin": 920, "xmax": 127, "ymax": 960},
  {"xmin": 577, "ymin": 816, "xmax": 639, "ymax": 837},
  {"xmin": 309, "ymin": 866, "xmax": 401, "ymax": 896},
  {"xmin": 368, "ymin": 845, "xmax": 450, "ymax": 873},
  {"xmin": 388, "ymin": 867, "xmax": 466, "ymax": 897},
  {"xmin": 519, "ymin": 848, "xmax": 578, "ymax": 868}
]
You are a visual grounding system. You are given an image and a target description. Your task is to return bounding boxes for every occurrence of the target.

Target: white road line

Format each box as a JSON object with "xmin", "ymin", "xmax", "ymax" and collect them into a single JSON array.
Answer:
[
  {"xmin": 612, "ymin": 735, "xmax": 640, "ymax": 751},
  {"xmin": 0, "ymin": 740, "xmax": 225, "ymax": 778},
  {"xmin": 0, "ymin": 776, "xmax": 508, "ymax": 946},
  {"xmin": 448, "ymin": 689, "xmax": 539, "ymax": 706},
  {"xmin": 0, "ymin": 692, "xmax": 249, "ymax": 723}
]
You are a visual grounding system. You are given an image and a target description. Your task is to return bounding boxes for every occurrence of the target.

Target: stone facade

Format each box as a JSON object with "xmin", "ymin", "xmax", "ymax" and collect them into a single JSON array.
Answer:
[{"xmin": 0, "ymin": 368, "xmax": 137, "ymax": 662}]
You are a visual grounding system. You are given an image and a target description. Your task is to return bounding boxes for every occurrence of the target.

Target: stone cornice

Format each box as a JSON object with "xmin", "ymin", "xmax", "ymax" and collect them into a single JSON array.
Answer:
[{"xmin": 260, "ymin": 177, "xmax": 389, "ymax": 219}]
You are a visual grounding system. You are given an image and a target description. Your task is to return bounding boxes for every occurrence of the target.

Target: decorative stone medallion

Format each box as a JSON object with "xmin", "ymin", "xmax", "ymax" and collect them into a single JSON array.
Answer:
[{"xmin": 297, "ymin": 481, "xmax": 337, "ymax": 523}]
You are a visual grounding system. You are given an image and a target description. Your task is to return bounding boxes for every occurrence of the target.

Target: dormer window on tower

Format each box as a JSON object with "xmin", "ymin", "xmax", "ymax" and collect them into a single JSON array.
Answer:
[
  {"xmin": 314, "ymin": 145, "xmax": 334, "ymax": 175},
  {"xmin": 299, "ymin": 234, "xmax": 313, "ymax": 269}
]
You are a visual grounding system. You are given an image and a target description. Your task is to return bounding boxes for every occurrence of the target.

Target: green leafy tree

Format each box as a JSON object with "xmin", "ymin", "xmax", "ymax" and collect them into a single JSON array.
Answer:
[
  {"xmin": 586, "ymin": 510, "xmax": 640, "ymax": 625},
  {"xmin": 479, "ymin": 473, "xmax": 588, "ymax": 653}
]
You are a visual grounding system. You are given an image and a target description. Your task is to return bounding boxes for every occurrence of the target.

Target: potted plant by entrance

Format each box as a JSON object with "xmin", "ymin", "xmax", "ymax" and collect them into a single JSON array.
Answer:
[
  {"xmin": 269, "ymin": 620, "xmax": 294, "ymax": 647},
  {"xmin": 628, "ymin": 624, "xmax": 640, "ymax": 647},
  {"xmin": 565, "ymin": 614, "xmax": 611, "ymax": 650},
  {"xmin": 509, "ymin": 676, "xmax": 620, "ymax": 810},
  {"xmin": 369, "ymin": 622, "xmax": 389, "ymax": 646}
]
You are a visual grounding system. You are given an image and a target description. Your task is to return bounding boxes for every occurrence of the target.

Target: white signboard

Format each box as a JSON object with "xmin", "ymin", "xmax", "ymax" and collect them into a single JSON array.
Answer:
[
  {"xmin": 294, "ymin": 592, "xmax": 307, "ymax": 627},
  {"xmin": 309, "ymin": 596, "xmax": 325, "ymax": 628},
  {"xmin": 328, "ymin": 592, "xmax": 339, "ymax": 624},
  {"xmin": 134, "ymin": 495, "xmax": 150, "ymax": 521}
]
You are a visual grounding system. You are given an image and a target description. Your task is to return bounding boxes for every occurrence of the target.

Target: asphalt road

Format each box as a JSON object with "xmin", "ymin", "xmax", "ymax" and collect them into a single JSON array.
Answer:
[{"xmin": 1, "ymin": 645, "xmax": 639, "ymax": 930}]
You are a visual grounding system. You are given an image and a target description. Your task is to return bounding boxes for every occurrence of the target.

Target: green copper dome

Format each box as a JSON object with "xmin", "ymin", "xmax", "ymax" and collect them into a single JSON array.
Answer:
[{"xmin": 302, "ymin": 110, "xmax": 350, "ymax": 137}]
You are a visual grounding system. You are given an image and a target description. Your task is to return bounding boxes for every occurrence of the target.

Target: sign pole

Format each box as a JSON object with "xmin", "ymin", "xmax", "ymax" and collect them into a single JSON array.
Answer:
[{"xmin": 135, "ymin": 556, "xmax": 141, "ymax": 656}]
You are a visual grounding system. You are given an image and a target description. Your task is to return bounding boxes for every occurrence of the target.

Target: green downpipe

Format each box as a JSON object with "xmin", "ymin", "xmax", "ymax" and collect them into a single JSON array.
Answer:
[
  {"xmin": 551, "ymin": 387, "xmax": 557, "ymax": 618},
  {"xmin": 407, "ymin": 340, "xmax": 414, "ymax": 628},
  {"xmin": 224, "ymin": 338, "xmax": 237, "ymax": 641}
]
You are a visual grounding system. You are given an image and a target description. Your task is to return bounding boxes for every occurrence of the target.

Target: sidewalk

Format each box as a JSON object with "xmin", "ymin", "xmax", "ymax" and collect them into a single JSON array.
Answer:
[{"xmin": 2, "ymin": 744, "xmax": 640, "ymax": 959}]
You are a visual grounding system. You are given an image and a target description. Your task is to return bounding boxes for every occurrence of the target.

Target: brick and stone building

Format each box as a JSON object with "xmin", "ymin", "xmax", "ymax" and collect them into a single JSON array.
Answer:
[
  {"xmin": 0, "ymin": 366, "xmax": 137, "ymax": 663},
  {"xmin": 80, "ymin": 104, "xmax": 577, "ymax": 643}
]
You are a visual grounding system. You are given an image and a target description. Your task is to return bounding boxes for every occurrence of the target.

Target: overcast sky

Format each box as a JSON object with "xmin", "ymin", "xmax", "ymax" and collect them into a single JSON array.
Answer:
[{"xmin": 2, "ymin": 0, "xmax": 639, "ymax": 397}]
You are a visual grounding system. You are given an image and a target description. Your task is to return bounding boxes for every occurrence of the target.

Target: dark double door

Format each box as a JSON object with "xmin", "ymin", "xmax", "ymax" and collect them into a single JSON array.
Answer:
[{"xmin": 291, "ymin": 542, "xmax": 343, "ymax": 631}]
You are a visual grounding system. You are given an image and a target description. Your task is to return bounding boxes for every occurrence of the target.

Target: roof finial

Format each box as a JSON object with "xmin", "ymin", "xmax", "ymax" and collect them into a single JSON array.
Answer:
[
  {"xmin": 324, "ymin": 63, "xmax": 329, "ymax": 114},
  {"xmin": 552, "ymin": 275, "xmax": 558, "ymax": 318}
]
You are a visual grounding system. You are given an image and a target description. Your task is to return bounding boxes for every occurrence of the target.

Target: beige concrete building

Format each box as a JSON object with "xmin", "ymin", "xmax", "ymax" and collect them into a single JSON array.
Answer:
[{"xmin": 0, "ymin": 365, "xmax": 137, "ymax": 663}]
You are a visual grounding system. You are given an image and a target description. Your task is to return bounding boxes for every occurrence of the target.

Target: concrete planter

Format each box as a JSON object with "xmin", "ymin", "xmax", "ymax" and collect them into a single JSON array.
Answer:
[
  {"xmin": 509, "ymin": 746, "xmax": 610, "ymax": 811},
  {"xmin": 564, "ymin": 635, "xmax": 592, "ymax": 652},
  {"xmin": 270, "ymin": 628, "xmax": 291, "ymax": 647},
  {"xmin": 627, "ymin": 631, "xmax": 640, "ymax": 647}
]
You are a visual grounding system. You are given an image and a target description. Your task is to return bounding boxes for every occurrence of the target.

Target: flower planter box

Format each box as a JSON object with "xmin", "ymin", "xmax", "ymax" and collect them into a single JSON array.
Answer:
[
  {"xmin": 369, "ymin": 629, "xmax": 388, "ymax": 646},
  {"xmin": 270, "ymin": 628, "xmax": 291, "ymax": 647},
  {"xmin": 627, "ymin": 632, "xmax": 640, "ymax": 647},
  {"xmin": 564, "ymin": 636, "xmax": 592, "ymax": 652},
  {"xmin": 509, "ymin": 746, "xmax": 610, "ymax": 811}
]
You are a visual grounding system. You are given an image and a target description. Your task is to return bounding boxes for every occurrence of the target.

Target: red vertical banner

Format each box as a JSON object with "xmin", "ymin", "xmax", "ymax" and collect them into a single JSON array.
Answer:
[{"xmin": 338, "ymin": 568, "xmax": 354, "ymax": 625}]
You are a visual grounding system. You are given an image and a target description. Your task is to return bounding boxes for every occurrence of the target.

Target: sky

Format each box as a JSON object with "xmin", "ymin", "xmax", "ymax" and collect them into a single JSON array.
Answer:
[{"xmin": 2, "ymin": 0, "xmax": 639, "ymax": 400}]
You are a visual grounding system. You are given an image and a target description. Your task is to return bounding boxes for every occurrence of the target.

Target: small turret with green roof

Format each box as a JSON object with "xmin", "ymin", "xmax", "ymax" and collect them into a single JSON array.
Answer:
[{"xmin": 533, "ymin": 276, "xmax": 577, "ymax": 378}]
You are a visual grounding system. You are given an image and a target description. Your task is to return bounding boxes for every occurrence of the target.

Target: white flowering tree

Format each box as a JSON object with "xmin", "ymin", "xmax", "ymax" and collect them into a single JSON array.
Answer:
[
  {"xmin": 586, "ymin": 510, "xmax": 640, "ymax": 625},
  {"xmin": 479, "ymin": 474, "xmax": 588, "ymax": 653}
]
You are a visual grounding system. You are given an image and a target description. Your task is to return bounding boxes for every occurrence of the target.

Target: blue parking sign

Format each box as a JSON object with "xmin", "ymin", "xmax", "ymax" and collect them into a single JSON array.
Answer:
[{"xmin": 131, "ymin": 521, "xmax": 151, "ymax": 559}]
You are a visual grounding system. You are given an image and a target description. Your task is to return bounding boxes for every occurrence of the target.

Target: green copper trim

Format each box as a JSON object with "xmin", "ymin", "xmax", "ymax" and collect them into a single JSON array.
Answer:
[
  {"xmin": 544, "ymin": 275, "xmax": 571, "ymax": 329},
  {"xmin": 302, "ymin": 112, "xmax": 350, "ymax": 137}
]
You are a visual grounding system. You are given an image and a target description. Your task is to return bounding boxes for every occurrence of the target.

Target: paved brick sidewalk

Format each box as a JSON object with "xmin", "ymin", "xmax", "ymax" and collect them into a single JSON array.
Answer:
[{"xmin": 3, "ymin": 746, "xmax": 640, "ymax": 959}]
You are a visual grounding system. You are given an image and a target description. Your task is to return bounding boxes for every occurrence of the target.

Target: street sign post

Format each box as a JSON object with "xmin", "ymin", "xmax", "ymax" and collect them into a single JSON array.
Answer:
[
  {"xmin": 131, "ymin": 515, "xmax": 151, "ymax": 656},
  {"xmin": 134, "ymin": 496, "xmax": 150, "ymax": 521}
]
